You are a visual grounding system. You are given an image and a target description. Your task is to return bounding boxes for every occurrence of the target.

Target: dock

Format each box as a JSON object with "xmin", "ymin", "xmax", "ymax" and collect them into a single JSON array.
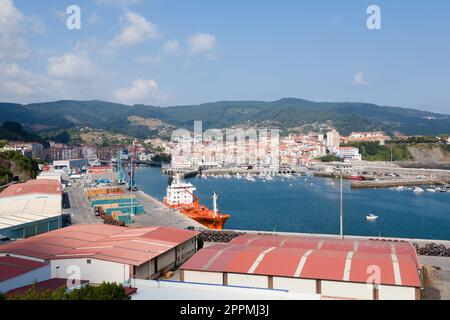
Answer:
[
  {"xmin": 130, "ymin": 190, "xmax": 205, "ymax": 229},
  {"xmin": 351, "ymin": 179, "xmax": 447, "ymax": 189}
]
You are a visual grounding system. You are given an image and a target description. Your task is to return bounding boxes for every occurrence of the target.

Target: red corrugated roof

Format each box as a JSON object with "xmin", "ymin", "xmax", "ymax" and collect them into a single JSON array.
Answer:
[
  {"xmin": 6, "ymin": 278, "xmax": 89, "ymax": 295},
  {"xmin": 230, "ymin": 234, "xmax": 419, "ymax": 267},
  {"xmin": 0, "ymin": 256, "xmax": 48, "ymax": 282},
  {"xmin": 0, "ymin": 179, "xmax": 62, "ymax": 198},
  {"xmin": 0, "ymin": 225, "xmax": 198, "ymax": 267},
  {"xmin": 181, "ymin": 243, "xmax": 421, "ymax": 288}
]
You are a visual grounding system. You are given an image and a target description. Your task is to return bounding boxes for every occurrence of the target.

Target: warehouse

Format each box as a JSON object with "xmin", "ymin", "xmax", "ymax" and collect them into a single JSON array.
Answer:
[
  {"xmin": 0, "ymin": 256, "xmax": 51, "ymax": 293},
  {"xmin": 230, "ymin": 234, "xmax": 420, "ymax": 265},
  {"xmin": 0, "ymin": 179, "xmax": 63, "ymax": 239},
  {"xmin": 0, "ymin": 224, "xmax": 199, "ymax": 284},
  {"xmin": 180, "ymin": 235, "xmax": 422, "ymax": 300}
]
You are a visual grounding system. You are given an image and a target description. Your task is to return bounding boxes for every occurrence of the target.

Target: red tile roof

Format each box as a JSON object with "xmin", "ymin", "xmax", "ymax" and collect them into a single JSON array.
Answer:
[
  {"xmin": 182, "ymin": 241, "xmax": 421, "ymax": 288},
  {"xmin": 0, "ymin": 256, "xmax": 48, "ymax": 282},
  {"xmin": 230, "ymin": 234, "xmax": 419, "ymax": 267},
  {"xmin": 0, "ymin": 225, "xmax": 198, "ymax": 267},
  {"xmin": 0, "ymin": 179, "xmax": 62, "ymax": 198}
]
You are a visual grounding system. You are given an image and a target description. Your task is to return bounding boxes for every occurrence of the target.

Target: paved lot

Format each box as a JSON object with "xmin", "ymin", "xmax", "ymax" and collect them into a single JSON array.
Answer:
[
  {"xmin": 63, "ymin": 186, "xmax": 101, "ymax": 225},
  {"xmin": 64, "ymin": 181, "xmax": 204, "ymax": 230},
  {"xmin": 132, "ymin": 191, "xmax": 204, "ymax": 230}
]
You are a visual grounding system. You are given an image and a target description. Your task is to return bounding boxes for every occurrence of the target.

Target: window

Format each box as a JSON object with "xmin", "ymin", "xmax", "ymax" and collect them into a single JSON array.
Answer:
[{"xmin": 87, "ymin": 259, "xmax": 91, "ymax": 264}]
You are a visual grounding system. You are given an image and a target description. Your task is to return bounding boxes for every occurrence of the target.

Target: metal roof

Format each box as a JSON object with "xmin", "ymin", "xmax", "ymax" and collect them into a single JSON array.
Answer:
[
  {"xmin": 230, "ymin": 234, "xmax": 419, "ymax": 267},
  {"xmin": 6, "ymin": 278, "xmax": 89, "ymax": 295},
  {"xmin": 181, "ymin": 243, "xmax": 421, "ymax": 288},
  {"xmin": 0, "ymin": 225, "xmax": 199, "ymax": 267},
  {"xmin": 0, "ymin": 196, "xmax": 62, "ymax": 229},
  {"xmin": 0, "ymin": 256, "xmax": 48, "ymax": 282},
  {"xmin": 0, "ymin": 180, "xmax": 62, "ymax": 198}
]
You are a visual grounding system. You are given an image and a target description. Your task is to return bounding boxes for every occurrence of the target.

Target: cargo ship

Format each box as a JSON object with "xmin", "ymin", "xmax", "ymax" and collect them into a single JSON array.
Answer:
[{"xmin": 163, "ymin": 175, "xmax": 230, "ymax": 230}]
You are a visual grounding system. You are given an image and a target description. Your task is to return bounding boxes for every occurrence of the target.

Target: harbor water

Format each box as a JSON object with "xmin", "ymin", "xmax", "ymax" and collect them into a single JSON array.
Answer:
[{"xmin": 135, "ymin": 167, "xmax": 450, "ymax": 241}]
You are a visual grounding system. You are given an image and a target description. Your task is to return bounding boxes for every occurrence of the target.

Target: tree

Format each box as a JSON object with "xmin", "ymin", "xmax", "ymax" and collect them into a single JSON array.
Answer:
[
  {"xmin": 5, "ymin": 282, "xmax": 129, "ymax": 300},
  {"xmin": 2, "ymin": 121, "xmax": 23, "ymax": 132}
]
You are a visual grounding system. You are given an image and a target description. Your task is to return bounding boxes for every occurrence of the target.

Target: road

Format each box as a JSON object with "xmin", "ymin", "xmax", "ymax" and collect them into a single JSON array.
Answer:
[{"xmin": 63, "ymin": 185, "xmax": 101, "ymax": 225}]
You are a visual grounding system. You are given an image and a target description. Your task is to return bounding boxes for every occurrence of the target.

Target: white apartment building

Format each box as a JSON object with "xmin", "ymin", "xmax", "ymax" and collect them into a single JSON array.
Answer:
[{"xmin": 332, "ymin": 147, "xmax": 362, "ymax": 161}]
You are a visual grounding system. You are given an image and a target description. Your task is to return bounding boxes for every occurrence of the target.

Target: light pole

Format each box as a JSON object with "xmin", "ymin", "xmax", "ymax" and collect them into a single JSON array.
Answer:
[{"xmin": 340, "ymin": 171, "xmax": 344, "ymax": 240}]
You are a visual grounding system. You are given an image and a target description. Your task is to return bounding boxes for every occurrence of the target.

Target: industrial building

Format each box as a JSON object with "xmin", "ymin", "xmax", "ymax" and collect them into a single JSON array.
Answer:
[
  {"xmin": 52, "ymin": 159, "xmax": 89, "ymax": 173},
  {"xmin": 180, "ymin": 235, "xmax": 422, "ymax": 300},
  {"xmin": 0, "ymin": 256, "xmax": 51, "ymax": 293},
  {"xmin": 0, "ymin": 179, "xmax": 63, "ymax": 240},
  {"xmin": 0, "ymin": 224, "xmax": 199, "ymax": 285}
]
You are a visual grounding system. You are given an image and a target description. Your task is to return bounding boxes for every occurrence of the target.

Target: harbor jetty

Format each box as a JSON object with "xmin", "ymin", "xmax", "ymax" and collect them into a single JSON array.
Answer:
[{"xmin": 351, "ymin": 178, "xmax": 447, "ymax": 189}]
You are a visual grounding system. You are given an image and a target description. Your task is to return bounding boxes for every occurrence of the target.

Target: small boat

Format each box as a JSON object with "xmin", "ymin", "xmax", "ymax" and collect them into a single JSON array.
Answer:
[
  {"xmin": 413, "ymin": 187, "xmax": 425, "ymax": 193},
  {"xmin": 348, "ymin": 175, "xmax": 365, "ymax": 181},
  {"xmin": 366, "ymin": 214, "xmax": 379, "ymax": 221},
  {"xmin": 396, "ymin": 186, "xmax": 405, "ymax": 191},
  {"xmin": 426, "ymin": 188, "xmax": 436, "ymax": 193}
]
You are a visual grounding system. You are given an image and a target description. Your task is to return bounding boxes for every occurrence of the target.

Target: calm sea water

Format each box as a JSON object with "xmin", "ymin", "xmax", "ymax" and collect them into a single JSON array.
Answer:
[{"xmin": 135, "ymin": 167, "xmax": 450, "ymax": 240}]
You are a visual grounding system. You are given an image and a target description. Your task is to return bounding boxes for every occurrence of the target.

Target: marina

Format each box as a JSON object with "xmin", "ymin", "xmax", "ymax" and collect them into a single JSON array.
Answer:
[{"xmin": 135, "ymin": 167, "xmax": 450, "ymax": 241}]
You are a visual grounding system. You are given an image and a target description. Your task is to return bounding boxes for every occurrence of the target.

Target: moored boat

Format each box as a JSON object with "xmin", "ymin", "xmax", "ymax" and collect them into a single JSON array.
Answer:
[{"xmin": 163, "ymin": 175, "xmax": 230, "ymax": 230}]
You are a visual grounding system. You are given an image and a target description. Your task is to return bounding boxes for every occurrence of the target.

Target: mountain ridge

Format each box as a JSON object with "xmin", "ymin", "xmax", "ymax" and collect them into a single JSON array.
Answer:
[{"xmin": 0, "ymin": 98, "xmax": 448, "ymax": 139}]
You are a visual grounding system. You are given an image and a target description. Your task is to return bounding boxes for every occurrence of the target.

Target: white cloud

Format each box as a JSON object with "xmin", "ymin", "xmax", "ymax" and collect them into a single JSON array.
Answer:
[
  {"xmin": 115, "ymin": 79, "xmax": 168, "ymax": 105},
  {"xmin": 187, "ymin": 32, "xmax": 216, "ymax": 55},
  {"xmin": 163, "ymin": 40, "xmax": 180, "ymax": 54},
  {"xmin": 111, "ymin": 11, "xmax": 159, "ymax": 47},
  {"xmin": 0, "ymin": 63, "xmax": 56, "ymax": 101},
  {"xmin": 0, "ymin": 0, "xmax": 30, "ymax": 60},
  {"xmin": 48, "ymin": 53, "xmax": 100, "ymax": 80},
  {"xmin": 353, "ymin": 72, "xmax": 370, "ymax": 86},
  {"xmin": 0, "ymin": 61, "xmax": 112, "ymax": 103}
]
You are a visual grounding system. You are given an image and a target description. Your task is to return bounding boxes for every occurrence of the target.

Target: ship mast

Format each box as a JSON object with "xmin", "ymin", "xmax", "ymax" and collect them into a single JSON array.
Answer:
[{"xmin": 212, "ymin": 191, "xmax": 218, "ymax": 218}]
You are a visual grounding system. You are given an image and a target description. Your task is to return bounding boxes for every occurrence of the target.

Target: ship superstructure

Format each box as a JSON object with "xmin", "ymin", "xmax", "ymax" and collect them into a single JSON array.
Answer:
[{"xmin": 163, "ymin": 175, "xmax": 230, "ymax": 230}]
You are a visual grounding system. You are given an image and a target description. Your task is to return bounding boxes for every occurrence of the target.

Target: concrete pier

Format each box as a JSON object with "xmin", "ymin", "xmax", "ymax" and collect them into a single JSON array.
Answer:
[
  {"xmin": 131, "ymin": 190, "xmax": 204, "ymax": 229},
  {"xmin": 351, "ymin": 179, "xmax": 447, "ymax": 189}
]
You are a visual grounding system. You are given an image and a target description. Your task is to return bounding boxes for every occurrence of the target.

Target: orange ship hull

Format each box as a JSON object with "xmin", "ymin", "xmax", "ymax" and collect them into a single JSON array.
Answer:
[{"xmin": 163, "ymin": 199, "xmax": 230, "ymax": 230}]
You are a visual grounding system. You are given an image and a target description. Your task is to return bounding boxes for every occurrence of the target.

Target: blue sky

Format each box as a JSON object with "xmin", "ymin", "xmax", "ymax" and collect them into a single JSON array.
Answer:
[{"xmin": 1, "ymin": 0, "xmax": 449, "ymax": 113}]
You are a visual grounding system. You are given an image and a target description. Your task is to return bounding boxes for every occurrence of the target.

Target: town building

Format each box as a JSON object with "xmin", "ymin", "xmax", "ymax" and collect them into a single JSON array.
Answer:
[
  {"xmin": 52, "ymin": 159, "xmax": 89, "ymax": 173},
  {"xmin": 0, "ymin": 179, "xmax": 63, "ymax": 240},
  {"xmin": 347, "ymin": 132, "xmax": 391, "ymax": 145},
  {"xmin": 44, "ymin": 146, "xmax": 83, "ymax": 162},
  {"xmin": 326, "ymin": 130, "xmax": 341, "ymax": 149},
  {"xmin": 0, "ymin": 224, "xmax": 199, "ymax": 284},
  {"xmin": 180, "ymin": 234, "xmax": 421, "ymax": 300},
  {"xmin": 332, "ymin": 147, "xmax": 362, "ymax": 161}
]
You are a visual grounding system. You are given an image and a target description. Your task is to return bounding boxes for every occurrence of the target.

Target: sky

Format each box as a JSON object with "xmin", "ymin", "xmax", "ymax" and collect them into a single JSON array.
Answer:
[{"xmin": 0, "ymin": 0, "xmax": 449, "ymax": 113}]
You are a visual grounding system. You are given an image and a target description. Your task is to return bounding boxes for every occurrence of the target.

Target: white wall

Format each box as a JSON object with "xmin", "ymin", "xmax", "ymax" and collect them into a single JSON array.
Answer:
[
  {"xmin": 378, "ymin": 285, "xmax": 417, "ymax": 300},
  {"xmin": 227, "ymin": 273, "xmax": 268, "ymax": 289},
  {"xmin": 157, "ymin": 249, "xmax": 176, "ymax": 272},
  {"xmin": 50, "ymin": 258, "xmax": 130, "ymax": 284},
  {"xmin": 273, "ymin": 277, "xmax": 316, "ymax": 294},
  {"xmin": 321, "ymin": 280, "xmax": 374, "ymax": 300},
  {"xmin": 183, "ymin": 271, "xmax": 223, "ymax": 285},
  {"xmin": 0, "ymin": 265, "xmax": 51, "ymax": 293}
]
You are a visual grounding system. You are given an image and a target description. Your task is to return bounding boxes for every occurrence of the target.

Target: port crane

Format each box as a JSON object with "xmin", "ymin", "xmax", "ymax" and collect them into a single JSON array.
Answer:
[{"xmin": 116, "ymin": 150, "xmax": 126, "ymax": 185}]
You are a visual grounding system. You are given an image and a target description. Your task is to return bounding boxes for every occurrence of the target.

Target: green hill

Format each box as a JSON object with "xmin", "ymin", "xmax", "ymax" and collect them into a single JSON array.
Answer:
[{"xmin": 0, "ymin": 98, "xmax": 449, "ymax": 139}]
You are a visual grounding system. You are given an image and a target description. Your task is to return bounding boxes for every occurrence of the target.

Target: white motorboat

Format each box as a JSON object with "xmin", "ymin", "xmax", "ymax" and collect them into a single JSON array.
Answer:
[
  {"xmin": 413, "ymin": 187, "xmax": 425, "ymax": 193},
  {"xmin": 366, "ymin": 214, "xmax": 379, "ymax": 221}
]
